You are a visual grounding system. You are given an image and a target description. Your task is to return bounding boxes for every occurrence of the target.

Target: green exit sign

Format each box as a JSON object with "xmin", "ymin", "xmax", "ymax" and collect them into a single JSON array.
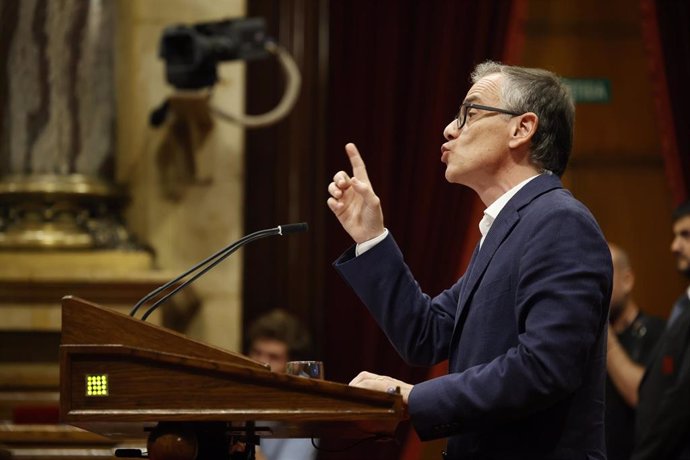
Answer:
[{"xmin": 562, "ymin": 78, "xmax": 611, "ymax": 103}]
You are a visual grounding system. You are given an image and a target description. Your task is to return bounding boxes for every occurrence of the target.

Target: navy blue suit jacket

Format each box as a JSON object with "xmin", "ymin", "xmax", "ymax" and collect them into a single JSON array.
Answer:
[{"xmin": 335, "ymin": 174, "xmax": 612, "ymax": 459}]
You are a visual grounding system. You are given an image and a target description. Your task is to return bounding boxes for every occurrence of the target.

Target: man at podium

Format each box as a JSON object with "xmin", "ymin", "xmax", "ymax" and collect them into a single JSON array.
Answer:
[{"xmin": 327, "ymin": 61, "xmax": 612, "ymax": 459}]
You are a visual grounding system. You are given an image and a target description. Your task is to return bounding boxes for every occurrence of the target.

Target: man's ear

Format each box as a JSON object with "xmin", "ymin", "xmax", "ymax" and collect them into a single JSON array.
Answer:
[
  {"xmin": 508, "ymin": 112, "xmax": 538, "ymax": 149},
  {"xmin": 622, "ymin": 269, "xmax": 635, "ymax": 295}
]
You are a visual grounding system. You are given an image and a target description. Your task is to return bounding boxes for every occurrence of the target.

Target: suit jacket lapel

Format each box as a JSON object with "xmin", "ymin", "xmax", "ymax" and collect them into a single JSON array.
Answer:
[
  {"xmin": 453, "ymin": 174, "xmax": 563, "ymax": 331},
  {"xmin": 453, "ymin": 209, "xmax": 520, "ymax": 329}
]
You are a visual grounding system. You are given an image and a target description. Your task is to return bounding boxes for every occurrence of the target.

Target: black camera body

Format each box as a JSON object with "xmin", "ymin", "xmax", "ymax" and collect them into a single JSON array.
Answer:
[{"xmin": 159, "ymin": 17, "xmax": 269, "ymax": 89}]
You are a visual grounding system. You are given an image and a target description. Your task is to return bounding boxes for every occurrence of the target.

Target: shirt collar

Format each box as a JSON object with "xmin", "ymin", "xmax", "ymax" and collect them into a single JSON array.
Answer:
[{"xmin": 479, "ymin": 173, "xmax": 541, "ymax": 244}]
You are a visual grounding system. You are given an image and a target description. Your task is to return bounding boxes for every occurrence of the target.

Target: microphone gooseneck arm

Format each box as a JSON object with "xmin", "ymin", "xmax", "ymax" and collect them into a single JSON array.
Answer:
[{"xmin": 129, "ymin": 223, "xmax": 307, "ymax": 320}]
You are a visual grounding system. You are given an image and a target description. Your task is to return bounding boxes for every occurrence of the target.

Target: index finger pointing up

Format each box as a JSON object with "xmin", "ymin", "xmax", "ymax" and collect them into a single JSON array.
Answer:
[{"xmin": 345, "ymin": 143, "xmax": 370, "ymax": 183}]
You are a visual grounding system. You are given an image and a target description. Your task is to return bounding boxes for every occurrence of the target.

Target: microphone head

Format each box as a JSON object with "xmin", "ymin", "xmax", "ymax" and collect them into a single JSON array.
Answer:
[{"xmin": 279, "ymin": 222, "xmax": 308, "ymax": 235}]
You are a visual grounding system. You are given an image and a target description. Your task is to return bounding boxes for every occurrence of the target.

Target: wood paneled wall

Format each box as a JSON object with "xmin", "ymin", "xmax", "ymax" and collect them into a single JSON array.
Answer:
[{"xmin": 522, "ymin": 0, "xmax": 687, "ymax": 319}]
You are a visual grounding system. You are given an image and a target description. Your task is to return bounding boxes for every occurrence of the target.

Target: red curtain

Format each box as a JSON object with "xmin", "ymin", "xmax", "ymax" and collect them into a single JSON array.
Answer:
[
  {"xmin": 321, "ymin": 1, "xmax": 524, "ymax": 459},
  {"xmin": 640, "ymin": 0, "xmax": 690, "ymax": 205}
]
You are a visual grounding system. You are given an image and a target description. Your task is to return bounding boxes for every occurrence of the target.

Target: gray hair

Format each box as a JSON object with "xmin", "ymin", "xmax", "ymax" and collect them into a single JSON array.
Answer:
[{"xmin": 471, "ymin": 61, "xmax": 575, "ymax": 177}]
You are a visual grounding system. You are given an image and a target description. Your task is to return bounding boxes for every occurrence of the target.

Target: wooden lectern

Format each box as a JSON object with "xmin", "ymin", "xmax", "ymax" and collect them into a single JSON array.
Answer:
[{"xmin": 59, "ymin": 296, "xmax": 406, "ymax": 459}]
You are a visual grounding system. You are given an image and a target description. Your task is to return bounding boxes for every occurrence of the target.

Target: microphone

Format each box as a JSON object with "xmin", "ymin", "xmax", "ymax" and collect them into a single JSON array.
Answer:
[{"xmin": 130, "ymin": 223, "xmax": 308, "ymax": 321}]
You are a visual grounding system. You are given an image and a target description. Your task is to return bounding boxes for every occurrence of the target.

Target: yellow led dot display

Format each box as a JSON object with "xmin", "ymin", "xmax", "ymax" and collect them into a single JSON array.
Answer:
[{"xmin": 85, "ymin": 374, "xmax": 109, "ymax": 396}]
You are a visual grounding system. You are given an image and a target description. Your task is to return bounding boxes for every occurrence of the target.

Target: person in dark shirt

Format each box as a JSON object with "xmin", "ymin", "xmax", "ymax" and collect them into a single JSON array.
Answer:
[
  {"xmin": 632, "ymin": 201, "xmax": 690, "ymax": 460},
  {"xmin": 607, "ymin": 201, "xmax": 690, "ymax": 460},
  {"xmin": 605, "ymin": 243, "xmax": 664, "ymax": 460}
]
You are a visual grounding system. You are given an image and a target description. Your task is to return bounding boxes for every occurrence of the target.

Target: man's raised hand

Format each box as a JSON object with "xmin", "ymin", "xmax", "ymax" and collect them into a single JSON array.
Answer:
[{"xmin": 327, "ymin": 143, "xmax": 385, "ymax": 243}]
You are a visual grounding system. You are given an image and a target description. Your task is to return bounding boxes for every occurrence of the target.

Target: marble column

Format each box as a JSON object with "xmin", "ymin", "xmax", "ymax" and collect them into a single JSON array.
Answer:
[{"xmin": 0, "ymin": 0, "xmax": 131, "ymax": 249}]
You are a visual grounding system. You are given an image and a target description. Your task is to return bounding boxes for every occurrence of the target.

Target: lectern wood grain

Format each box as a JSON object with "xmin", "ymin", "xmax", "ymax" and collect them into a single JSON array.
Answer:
[{"xmin": 60, "ymin": 296, "xmax": 406, "ymax": 441}]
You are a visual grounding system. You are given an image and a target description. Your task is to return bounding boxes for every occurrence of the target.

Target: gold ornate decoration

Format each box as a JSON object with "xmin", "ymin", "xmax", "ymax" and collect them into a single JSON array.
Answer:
[{"xmin": 0, "ymin": 175, "xmax": 134, "ymax": 250}]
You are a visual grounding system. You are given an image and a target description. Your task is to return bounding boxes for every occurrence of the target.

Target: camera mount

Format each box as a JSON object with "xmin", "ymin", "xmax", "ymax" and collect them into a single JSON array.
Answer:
[{"xmin": 156, "ymin": 17, "xmax": 301, "ymax": 128}]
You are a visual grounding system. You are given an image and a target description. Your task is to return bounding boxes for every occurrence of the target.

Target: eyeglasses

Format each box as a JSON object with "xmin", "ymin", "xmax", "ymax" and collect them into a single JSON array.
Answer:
[{"xmin": 455, "ymin": 102, "xmax": 523, "ymax": 130}]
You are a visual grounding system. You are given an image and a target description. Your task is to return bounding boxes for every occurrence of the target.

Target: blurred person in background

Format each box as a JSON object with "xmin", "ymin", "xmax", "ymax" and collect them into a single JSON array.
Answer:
[
  {"xmin": 245, "ymin": 309, "xmax": 317, "ymax": 460},
  {"xmin": 630, "ymin": 201, "xmax": 690, "ymax": 460},
  {"xmin": 605, "ymin": 242, "xmax": 665, "ymax": 460}
]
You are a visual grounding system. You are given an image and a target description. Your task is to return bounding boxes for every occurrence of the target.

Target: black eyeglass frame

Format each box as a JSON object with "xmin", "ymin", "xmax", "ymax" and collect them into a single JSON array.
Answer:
[{"xmin": 455, "ymin": 103, "xmax": 523, "ymax": 130}]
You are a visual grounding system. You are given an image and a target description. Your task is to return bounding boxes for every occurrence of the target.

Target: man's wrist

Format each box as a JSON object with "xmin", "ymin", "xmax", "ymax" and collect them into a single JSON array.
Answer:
[{"xmin": 355, "ymin": 228, "xmax": 389, "ymax": 256}]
